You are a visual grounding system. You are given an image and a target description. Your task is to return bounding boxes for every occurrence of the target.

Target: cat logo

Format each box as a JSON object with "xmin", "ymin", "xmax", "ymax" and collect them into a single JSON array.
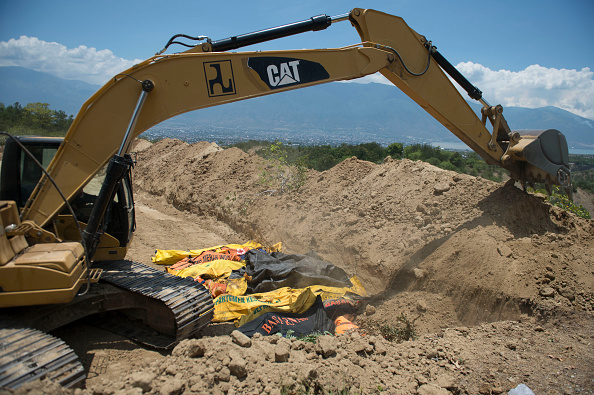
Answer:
[
  {"xmin": 267, "ymin": 60, "xmax": 301, "ymax": 87},
  {"xmin": 204, "ymin": 60, "xmax": 236, "ymax": 97},
  {"xmin": 248, "ymin": 57, "xmax": 329, "ymax": 90}
]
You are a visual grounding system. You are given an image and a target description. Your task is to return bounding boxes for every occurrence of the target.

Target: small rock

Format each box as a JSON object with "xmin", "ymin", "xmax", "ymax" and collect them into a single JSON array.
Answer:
[
  {"xmin": 415, "ymin": 374, "xmax": 429, "ymax": 385},
  {"xmin": 172, "ymin": 339, "xmax": 206, "ymax": 358},
  {"xmin": 413, "ymin": 268, "xmax": 427, "ymax": 279},
  {"xmin": 274, "ymin": 343, "xmax": 290, "ymax": 363},
  {"xmin": 129, "ymin": 372, "xmax": 154, "ymax": 392},
  {"xmin": 189, "ymin": 380, "xmax": 206, "ymax": 393},
  {"xmin": 316, "ymin": 335, "xmax": 338, "ymax": 358},
  {"xmin": 365, "ymin": 304, "xmax": 376, "ymax": 316},
  {"xmin": 298, "ymin": 366, "xmax": 318, "ymax": 381},
  {"xmin": 508, "ymin": 383, "xmax": 535, "ymax": 395},
  {"xmin": 228, "ymin": 358, "xmax": 247, "ymax": 378},
  {"xmin": 434, "ymin": 374, "xmax": 457, "ymax": 390},
  {"xmin": 291, "ymin": 340, "xmax": 306, "ymax": 350},
  {"xmin": 374, "ymin": 339, "xmax": 387, "ymax": 356},
  {"xmin": 418, "ymin": 383, "xmax": 449, "ymax": 395},
  {"xmin": 417, "ymin": 299, "xmax": 428, "ymax": 312},
  {"xmin": 414, "ymin": 216, "xmax": 425, "ymax": 228},
  {"xmin": 478, "ymin": 383, "xmax": 493, "ymax": 394},
  {"xmin": 216, "ymin": 366, "xmax": 231, "ymax": 382},
  {"xmin": 433, "ymin": 183, "xmax": 451, "ymax": 195},
  {"xmin": 350, "ymin": 337, "xmax": 370, "ymax": 353},
  {"xmin": 230, "ymin": 330, "xmax": 252, "ymax": 348},
  {"xmin": 539, "ymin": 286, "xmax": 555, "ymax": 298},
  {"xmin": 559, "ymin": 287, "xmax": 576, "ymax": 301},
  {"xmin": 497, "ymin": 244, "xmax": 513, "ymax": 258},
  {"xmin": 159, "ymin": 378, "xmax": 185, "ymax": 395}
]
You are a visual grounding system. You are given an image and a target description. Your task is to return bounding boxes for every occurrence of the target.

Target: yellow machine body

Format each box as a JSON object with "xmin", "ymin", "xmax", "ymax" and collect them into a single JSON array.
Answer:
[{"xmin": 0, "ymin": 201, "xmax": 88, "ymax": 307}]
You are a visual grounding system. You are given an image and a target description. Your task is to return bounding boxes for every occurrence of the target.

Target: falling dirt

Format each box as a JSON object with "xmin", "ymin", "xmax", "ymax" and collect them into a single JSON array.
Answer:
[{"xmin": 6, "ymin": 138, "xmax": 594, "ymax": 394}]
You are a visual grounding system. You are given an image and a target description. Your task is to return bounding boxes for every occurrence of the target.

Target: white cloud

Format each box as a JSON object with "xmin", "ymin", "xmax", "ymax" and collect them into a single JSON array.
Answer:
[
  {"xmin": 352, "ymin": 62, "xmax": 594, "ymax": 121},
  {"xmin": 0, "ymin": 36, "xmax": 143, "ymax": 85},
  {"xmin": 455, "ymin": 62, "xmax": 594, "ymax": 120}
]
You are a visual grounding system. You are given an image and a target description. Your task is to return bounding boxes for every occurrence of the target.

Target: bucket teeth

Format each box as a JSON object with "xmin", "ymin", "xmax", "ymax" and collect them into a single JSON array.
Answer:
[
  {"xmin": 544, "ymin": 179, "xmax": 552, "ymax": 196},
  {"xmin": 509, "ymin": 129, "xmax": 572, "ymax": 200}
]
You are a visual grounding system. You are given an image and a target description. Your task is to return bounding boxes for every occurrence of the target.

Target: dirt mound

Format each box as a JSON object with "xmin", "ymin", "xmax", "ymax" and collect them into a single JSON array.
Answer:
[
  {"xmin": 129, "ymin": 139, "xmax": 594, "ymax": 393},
  {"xmin": 33, "ymin": 315, "xmax": 593, "ymax": 395},
  {"xmin": 133, "ymin": 139, "xmax": 593, "ymax": 317},
  {"xmin": 18, "ymin": 138, "xmax": 591, "ymax": 394}
]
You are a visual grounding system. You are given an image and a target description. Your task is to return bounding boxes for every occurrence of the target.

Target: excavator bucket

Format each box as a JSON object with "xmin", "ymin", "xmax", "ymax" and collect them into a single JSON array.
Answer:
[{"xmin": 507, "ymin": 129, "xmax": 572, "ymax": 198}]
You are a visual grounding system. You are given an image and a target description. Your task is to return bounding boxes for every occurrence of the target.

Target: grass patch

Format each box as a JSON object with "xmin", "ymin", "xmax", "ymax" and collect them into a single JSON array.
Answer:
[{"xmin": 357, "ymin": 314, "xmax": 418, "ymax": 343}]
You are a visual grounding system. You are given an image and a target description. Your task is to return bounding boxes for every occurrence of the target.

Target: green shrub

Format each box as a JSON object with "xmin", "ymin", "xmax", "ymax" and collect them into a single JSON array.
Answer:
[
  {"xmin": 259, "ymin": 140, "xmax": 307, "ymax": 194},
  {"xmin": 528, "ymin": 185, "xmax": 591, "ymax": 219}
]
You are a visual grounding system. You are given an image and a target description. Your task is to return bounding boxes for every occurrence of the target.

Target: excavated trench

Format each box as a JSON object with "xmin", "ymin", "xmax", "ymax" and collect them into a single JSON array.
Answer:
[{"xmin": 130, "ymin": 139, "xmax": 593, "ymax": 336}]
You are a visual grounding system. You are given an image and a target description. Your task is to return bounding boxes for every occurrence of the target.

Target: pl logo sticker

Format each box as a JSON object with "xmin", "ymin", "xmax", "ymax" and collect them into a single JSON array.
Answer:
[{"xmin": 204, "ymin": 60, "xmax": 236, "ymax": 97}]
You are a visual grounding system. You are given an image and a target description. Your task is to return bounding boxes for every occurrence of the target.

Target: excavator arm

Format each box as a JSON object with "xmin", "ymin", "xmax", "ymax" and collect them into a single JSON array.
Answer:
[
  {"xmin": 349, "ymin": 9, "xmax": 571, "ymax": 194},
  {"xmin": 22, "ymin": 8, "xmax": 571, "ymax": 231}
]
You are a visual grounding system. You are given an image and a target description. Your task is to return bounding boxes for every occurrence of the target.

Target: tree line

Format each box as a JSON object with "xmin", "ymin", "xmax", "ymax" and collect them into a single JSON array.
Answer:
[
  {"xmin": 0, "ymin": 102, "xmax": 73, "ymax": 139},
  {"xmin": 571, "ymin": 157, "xmax": 594, "ymax": 195},
  {"xmin": 229, "ymin": 140, "xmax": 506, "ymax": 182},
  {"xmin": 230, "ymin": 140, "xmax": 591, "ymax": 218},
  {"xmin": 230, "ymin": 140, "xmax": 594, "ymax": 196}
]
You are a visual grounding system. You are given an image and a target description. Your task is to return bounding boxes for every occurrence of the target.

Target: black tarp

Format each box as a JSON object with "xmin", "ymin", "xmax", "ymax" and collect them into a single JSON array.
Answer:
[
  {"xmin": 237, "ymin": 295, "xmax": 334, "ymax": 338},
  {"xmin": 234, "ymin": 250, "xmax": 352, "ymax": 294}
]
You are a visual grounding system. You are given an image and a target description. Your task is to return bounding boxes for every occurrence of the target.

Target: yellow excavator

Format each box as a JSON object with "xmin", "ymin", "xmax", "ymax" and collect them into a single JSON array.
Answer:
[{"xmin": 0, "ymin": 8, "xmax": 571, "ymax": 389}]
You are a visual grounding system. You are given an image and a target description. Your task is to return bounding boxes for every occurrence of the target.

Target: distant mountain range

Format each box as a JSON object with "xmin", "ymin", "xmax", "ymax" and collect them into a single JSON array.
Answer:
[
  {"xmin": 1, "ymin": 66, "xmax": 593, "ymax": 149},
  {"xmin": 0, "ymin": 67, "xmax": 97, "ymax": 115}
]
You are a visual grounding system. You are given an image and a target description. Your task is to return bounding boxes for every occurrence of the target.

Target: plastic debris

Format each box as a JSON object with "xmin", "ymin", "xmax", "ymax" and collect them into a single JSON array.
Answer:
[{"xmin": 508, "ymin": 383, "xmax": 535, "ymax": 395}]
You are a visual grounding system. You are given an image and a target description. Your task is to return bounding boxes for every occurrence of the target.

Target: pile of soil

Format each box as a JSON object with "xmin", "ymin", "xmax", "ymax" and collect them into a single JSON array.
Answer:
[{"xmin": 9, "ymin": 138, "xmax": 594, "ymax": 394}]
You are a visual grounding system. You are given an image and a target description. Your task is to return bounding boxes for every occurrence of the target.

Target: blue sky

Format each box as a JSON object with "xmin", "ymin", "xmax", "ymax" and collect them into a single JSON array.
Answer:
[{"xmin": 1, "ymin": 0, "xmax": 593, "ymax": 119}]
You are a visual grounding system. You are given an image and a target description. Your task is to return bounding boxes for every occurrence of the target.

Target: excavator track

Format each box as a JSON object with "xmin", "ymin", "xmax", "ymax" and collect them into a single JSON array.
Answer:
[
  {"xmin": 0, "ymin": 322, "xmax": 85, "ymax": 389},
  {"xmin": 0, "ymin": 260, "xmax": 213, "ymax": 390},
  {"xmin": 97, "ymin": 259, "xmax": 215, "ymax": 348}
]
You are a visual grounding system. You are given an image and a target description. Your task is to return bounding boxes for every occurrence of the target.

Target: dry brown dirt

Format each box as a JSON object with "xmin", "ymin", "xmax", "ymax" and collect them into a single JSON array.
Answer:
[{"xmin": 8, "ymin": 138, "xmax": 594, "ymax": 395}]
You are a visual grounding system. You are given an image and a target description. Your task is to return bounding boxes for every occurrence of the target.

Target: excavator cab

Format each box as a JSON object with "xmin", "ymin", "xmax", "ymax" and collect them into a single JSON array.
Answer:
[
  {"xmin": 0, "ymin": 136, "xmax": 136, "ymax": 260},
  {"xmin": 0, "ymin": 200, "xmax": 89, "ymax": 307}
]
